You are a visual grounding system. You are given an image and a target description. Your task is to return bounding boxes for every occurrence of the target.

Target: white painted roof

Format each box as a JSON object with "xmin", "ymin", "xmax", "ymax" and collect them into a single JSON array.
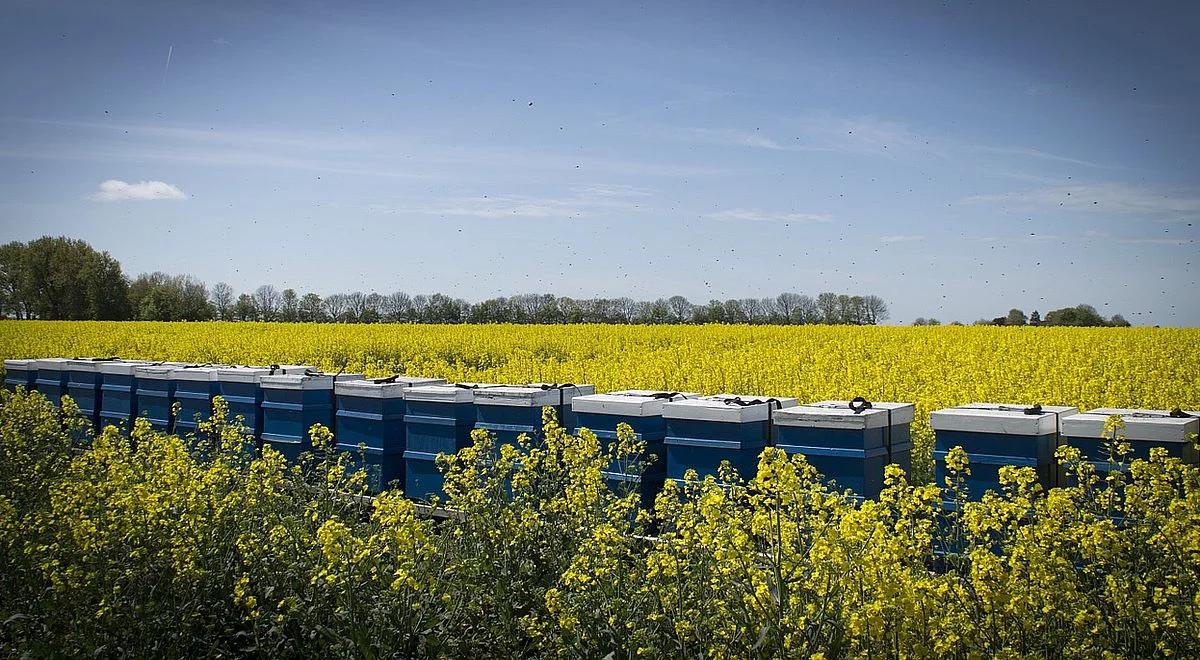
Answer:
[
  {"xmin": 96, "ymin": 360, "xmax": 159, "ymax": 375},
  {"xmin": 134, "ymin": 363, "xmax": 199, "ymax": 379},
  {"xmin": 259, "ymin": 373, "xmax": 364, "ymax": 390},
  {"xmin": 473, "ymin": 384, "xmax": 597, "ymax": 407},
  {"xmin": 1062, "ymin": 408, "xmax": 1199, "ymax": 443},
  {"xmin": 775, "ymin": 400, "xmax": 916, "ymax": 430},
  {"xmin": 930, "ymin": 403, "xmax": 1078, "ymax": 436},
  {"xmin": 404, "ymin": 382, "xmax": 504, "ymax": 403},
  {"xmin": 662, "ymin": 394, "xmax": 799, "ymax": 423},
  {"xmin": 213, "ymin": 365, "xmax": 314, "ymax": 383},
  {"xmin": 169, "ymin": 365, "xmax": 232, "ymax": 382},
  {"xmin": 3, "ymin": 359, "xmax": 36, "ymax": 369},
  {"xmin": 570, "ymin": 390, "xmax": 700, "ymax": 416},
  {"xmin": 34, "ymin": 358, "xmax": 71, "ymax": 370},
  {"xmin": 62, "ymin": 358, "xmax": 123, "ymax": 373},
  {"xmin": 335, "ymin": 376, "xmax": 446, "ymax": 398}
]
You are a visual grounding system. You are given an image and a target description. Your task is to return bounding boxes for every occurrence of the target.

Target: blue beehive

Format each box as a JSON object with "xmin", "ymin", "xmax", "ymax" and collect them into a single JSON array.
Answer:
[
  {"xmin": 96, "ymin": 360, "xmax": 156, "ymax": 432},
  {"xmin": 570, "ymin": 389, "xmax": 698, "ymax": 505},
  {"xmin": 35, "ymin": 358, "xmax": 71, "ymax": 406},
  {"xmin": 64, "ymin": 358, "xmax": 123, "ymax": 429},
  {"xmin": 1061, "ymin": 408, "xmax": 1199, "ymax": 476},
  {"xmin": 931, "ymin": 403, "xmax": 1077, "ymax": 499},
  {"xmin": 170, "ymin": 366, "xmax": 226, "ymax": 434},
  {"xmin": 773, "ymin": 399, "xmax": 915, "ymax": 499},
  {"xmin": 474, "ymin": 383, "xmax": 597, "ymax": 449},
  {"xmin": 260, "ymin": 371, "xmax": 364, "ymax": 464},
  {"xmin": 334, "ymin": 375, "xmax": 445, "ymax": 493},
  {"xmin": 402, "ymin": 383, "xmax": 501, "ymax": 501},
  {"xmin": 663, "ymin": 394, "xmax": 799, "ymax": 484},
  {"xmin": 213, "ymin": 364, "xmax": 313, "ymax": 438},
  {"xmin": 3, "ymin": 359, "xmax": 37, "ymax": 392},
  {"xmin": 133, "ymin": 363, "xmax": 193, "ymax": 432}
]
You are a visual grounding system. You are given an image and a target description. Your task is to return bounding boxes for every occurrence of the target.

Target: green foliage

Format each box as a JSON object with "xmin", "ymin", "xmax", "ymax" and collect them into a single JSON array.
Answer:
[
  {"xmin": 1, "ymin": 390, "xmax": 1198, "ymax": 657},
  {"xmin": 0, "ymin": 237, "xmax": 129, "ymax": 321}
]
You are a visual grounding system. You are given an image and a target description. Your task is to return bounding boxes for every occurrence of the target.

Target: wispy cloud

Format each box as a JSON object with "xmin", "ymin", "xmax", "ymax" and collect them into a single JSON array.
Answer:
[
  {"xmin": 878, "ymin": 234, "xmax": 924, "ymax": 243},
  {"xmin": 705, "ymin": 208, "xmax": 830, "ymax": 223},
  {"xmin": 1083, "ymin": 229, "xmax": 1192, "ymax": 246},
  {"xmin": 399, "ymin": 184, "xmax": 656, "ymax": 220},
  {"xmin": 962, "ymin": 182, "xmax": 1200, "ymax": 219},
  {"xmin": 90, "ymin": 179, "xmax": 187, "ymax": 201}
]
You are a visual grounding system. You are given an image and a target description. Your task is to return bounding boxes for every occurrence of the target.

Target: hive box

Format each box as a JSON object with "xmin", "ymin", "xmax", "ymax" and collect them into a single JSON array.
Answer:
[
  {"xmin": 63, "ymin": 358, "xmax": 123, "ymax": 429},
  {"xmin": 133, "ymin": 364, "xmax": 195, "ymax": 432},
  {"xmin": 663, "ymin": 394, "xmax": 798, "ymax": 484},
  {"xmin": 474, "ymin": 383, "xmax": 597, "ymax": 448},
  {"xmin": 213, "ymin": 365, "xmax": 313, "ymax": 438},
  {"xmin": 260, "ymin": 372, "xmax": 363, "ymax": 464},
  {"xmin": 96, "ymin": 360, "xmax": 157, "ymax": 432},
  {"xmin": 34, "ymin": 358, "xmax": 71, "ymax": 406},
  {"xmin": 571, "ymin": 390, "xmax": 698, "ymax": 505},
  {"xmin": 334, "ymin": 375, "xmax": 445, "ymax": 493},
  {"xmin": 931, "ymin": 403, "xmax": 1077, "ymax": 499},
  {"xmin": 1061, "ymin": 408, "xmax": 1199, "ymax": 474},
  {"xmin": 170, "ymin": 366, "xmax": 226, "ymax": 434},
  {"xmin": 402, "ymin": 383, "xmax": 502, "ymax": 501},
  {"xmin": 3, "ymin": 359, "xmax": 37, "ymax": 392},
  {"xmin": 774, "ymin": 400, "xmax": 915, "ymax": 499}
]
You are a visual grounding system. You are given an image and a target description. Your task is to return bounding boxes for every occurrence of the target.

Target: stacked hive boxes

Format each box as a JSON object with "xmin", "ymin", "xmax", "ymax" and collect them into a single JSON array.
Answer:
[
  {"xmin": 570, "ymin": 390, "xmax": 696, "ymax": 504},
  {"xmin": 663, "ymin": 394, "xmax": 799, "ymax": 484},
  {"xmin": 774, "ymin": 399, "xmax": 915, "ymax": 499},
  {"xmin": 260, "ymin": 371, "xmax": 364, "ymax": 463},
  {"xmin": 931, "ymin": 403, "xmax": 1077, "ymax": 499},
  {"xmin": 334, "ymin": 375, "xmax": 445, "ymax": 493},
  {"xmin": 402, "ymin": 383, "xmax": 501, "ymax": 501},
  {"xmin": 1061, "ymin": 408, "xmax": 1199, "ymax": 475}
]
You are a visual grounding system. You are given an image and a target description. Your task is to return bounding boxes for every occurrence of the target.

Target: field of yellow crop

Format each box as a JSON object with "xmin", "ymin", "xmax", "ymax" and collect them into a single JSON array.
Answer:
[{"xmin": 2, "ymin": 320, "xmax": 1198, "ymax": 480}]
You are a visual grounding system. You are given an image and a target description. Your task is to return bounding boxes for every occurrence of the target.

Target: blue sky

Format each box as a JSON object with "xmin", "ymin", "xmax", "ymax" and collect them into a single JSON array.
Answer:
[{"xmin": 1, "ymin": 0, "xmax": 1197, "ymax": 324}]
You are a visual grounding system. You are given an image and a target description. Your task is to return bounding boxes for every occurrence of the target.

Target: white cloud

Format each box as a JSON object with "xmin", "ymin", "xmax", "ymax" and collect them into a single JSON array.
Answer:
[
  {"xmin": 878, "ymin": 234, "xmax": 924, "ymax": 243},
  {"xmin": 962, "ymin": 182, "xmax": 1200, "ymax": 219},
  {"xmin": 706, "ymin": 208, "xmax": 830, "ymax": 223},
  {"xmin": 90, "ymin": 179, "xmax": 187, "ymax": 201}
]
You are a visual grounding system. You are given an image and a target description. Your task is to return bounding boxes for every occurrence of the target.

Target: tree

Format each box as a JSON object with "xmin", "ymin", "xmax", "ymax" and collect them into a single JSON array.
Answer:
[
  {"xmin": 926, "ymin": 318, "xmax": 941, "ymax": 326},
  {"xmin": 382, "ymin": 292, "xmax": 411, "ymax": 322},
  {"xmin": 278, "ymin": 289, "xmax": 299, "ymax": 322},
  {"xmin": 210, "ymin": 282, "xmax": 235, "ymax": 320},
  {"xmin": 1029, "ymin": 310, "xmax": 1042, "ymax": 326},
  {"xmin": 1043, "ymin": 304, "xmax": 1107, "ymax": 327},
  {"xmin": 323, "ymin": 293, "xmax": 349, "ymax": 322},
  {"xmin": 298, "ymin": 293, "xmax": 324, "ymax": 322},
  {"xmin": 233, "ymin": 294, "xmax": 258, "ymax": 321},
  {"xmin": 816, "ymin": 292, "xmax": 840, "ymax": 324},
  {"xmin": 862, "ymin": 295, "xmax": 889, "ymax": 325},
  {"xmin": 362, "ymin": 293, "xmax": 384, "ymax": 323},
  {"xmin": 127, "ymin": 272, "xmax": 210, "ymax": 321},
  {"xmin": 1006, "ymin": 308, "xmax": 1028, "ymax": 326},
  {"xmin": 253, "ymin": 285, "xmax": 281, "ymax": 321},
  {"xmin": 1109, "ymin": 313, "xmax": 1131, "ymax": 327},
  {"xmin": 5, "ymin": 237, "xmax": 131, "ymax": 320},
  {"xmin": 912, "ymin": 318, "xmax": 927, "ymax": 326},
  {"xmin": 667, "ymin": 296, "xmax": 694, "ymax": 323}
]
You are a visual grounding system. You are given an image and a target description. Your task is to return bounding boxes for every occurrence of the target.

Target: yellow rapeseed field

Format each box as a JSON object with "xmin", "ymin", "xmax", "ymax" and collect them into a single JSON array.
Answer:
[{"xmin": 2, "ymin": 320, "xmax": 1197, "ymax": 479}]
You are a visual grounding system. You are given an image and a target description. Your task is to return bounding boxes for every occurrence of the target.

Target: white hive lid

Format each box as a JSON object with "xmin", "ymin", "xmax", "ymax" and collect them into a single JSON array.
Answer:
[
  {"xmin": 335, "ymin": 376, "xmax": 446, "ymax": 398},
  {"xmin": 930, "ymin": 403, "xmax": 1077, "ymax": 436},
  {"xmin": 1062, "ymin": 408, "xmax": 1199, "ymax": 443},
  {"xmin": 473, "ymin": 383, "xmax": 597, "ymax": 407},
  {"xmin": 259, "ymin": 372, "xmax": 364, "ymax": 390},
  {"xmin": 662, "ymin": 394, "xmax": 799, "ymax": 423},
  {"xmin": 134, "ymin": 363, "xmax": 198, "ymax": 379},
  {"xmin": 96, "ymin": 360, "xmax": 158, "ymax": 375},
  {"xmin": 35, "ymin": 358, "xmax": 71, "ymax": 370},
  {"xmin": 213, "ymin": 364, "xmax": 315, "ymax": 383},
  {"xmin": 404, "ymin": 382, "xmax": 504, "ymax": 403},
  {"xmin": 570, "ymin": 390, "xmax": 700, "ymax": 416},
  {"xmin": 775, "ymin": 400, "xmax": 916, "ymax": 429},
  {"xmin": 170, "ymin": 365, "xmax": 230, "ymax": 382},
  {"xmin": 4, "ymin": 359, "xmax": 36, "ymax": 369},
  {"xmin": 63, "ymin": 358, "xmax": 125, "ymax": 373}
]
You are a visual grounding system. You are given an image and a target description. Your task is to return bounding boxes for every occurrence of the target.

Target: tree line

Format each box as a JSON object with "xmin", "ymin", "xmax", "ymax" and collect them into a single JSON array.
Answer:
[
  {"xmin": 912, "ymin": 304, "xmax": 1131, "ymax": 328},
  {"xmin": 0, "ymin": 236, "xmax": 889, "ymax": 325}
]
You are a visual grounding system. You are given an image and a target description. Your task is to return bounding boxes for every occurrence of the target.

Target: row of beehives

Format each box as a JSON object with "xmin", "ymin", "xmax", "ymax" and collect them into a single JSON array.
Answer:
[{"xmin": 4, "ymin": 358, "xmax": 1198, "ymax": 503}]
